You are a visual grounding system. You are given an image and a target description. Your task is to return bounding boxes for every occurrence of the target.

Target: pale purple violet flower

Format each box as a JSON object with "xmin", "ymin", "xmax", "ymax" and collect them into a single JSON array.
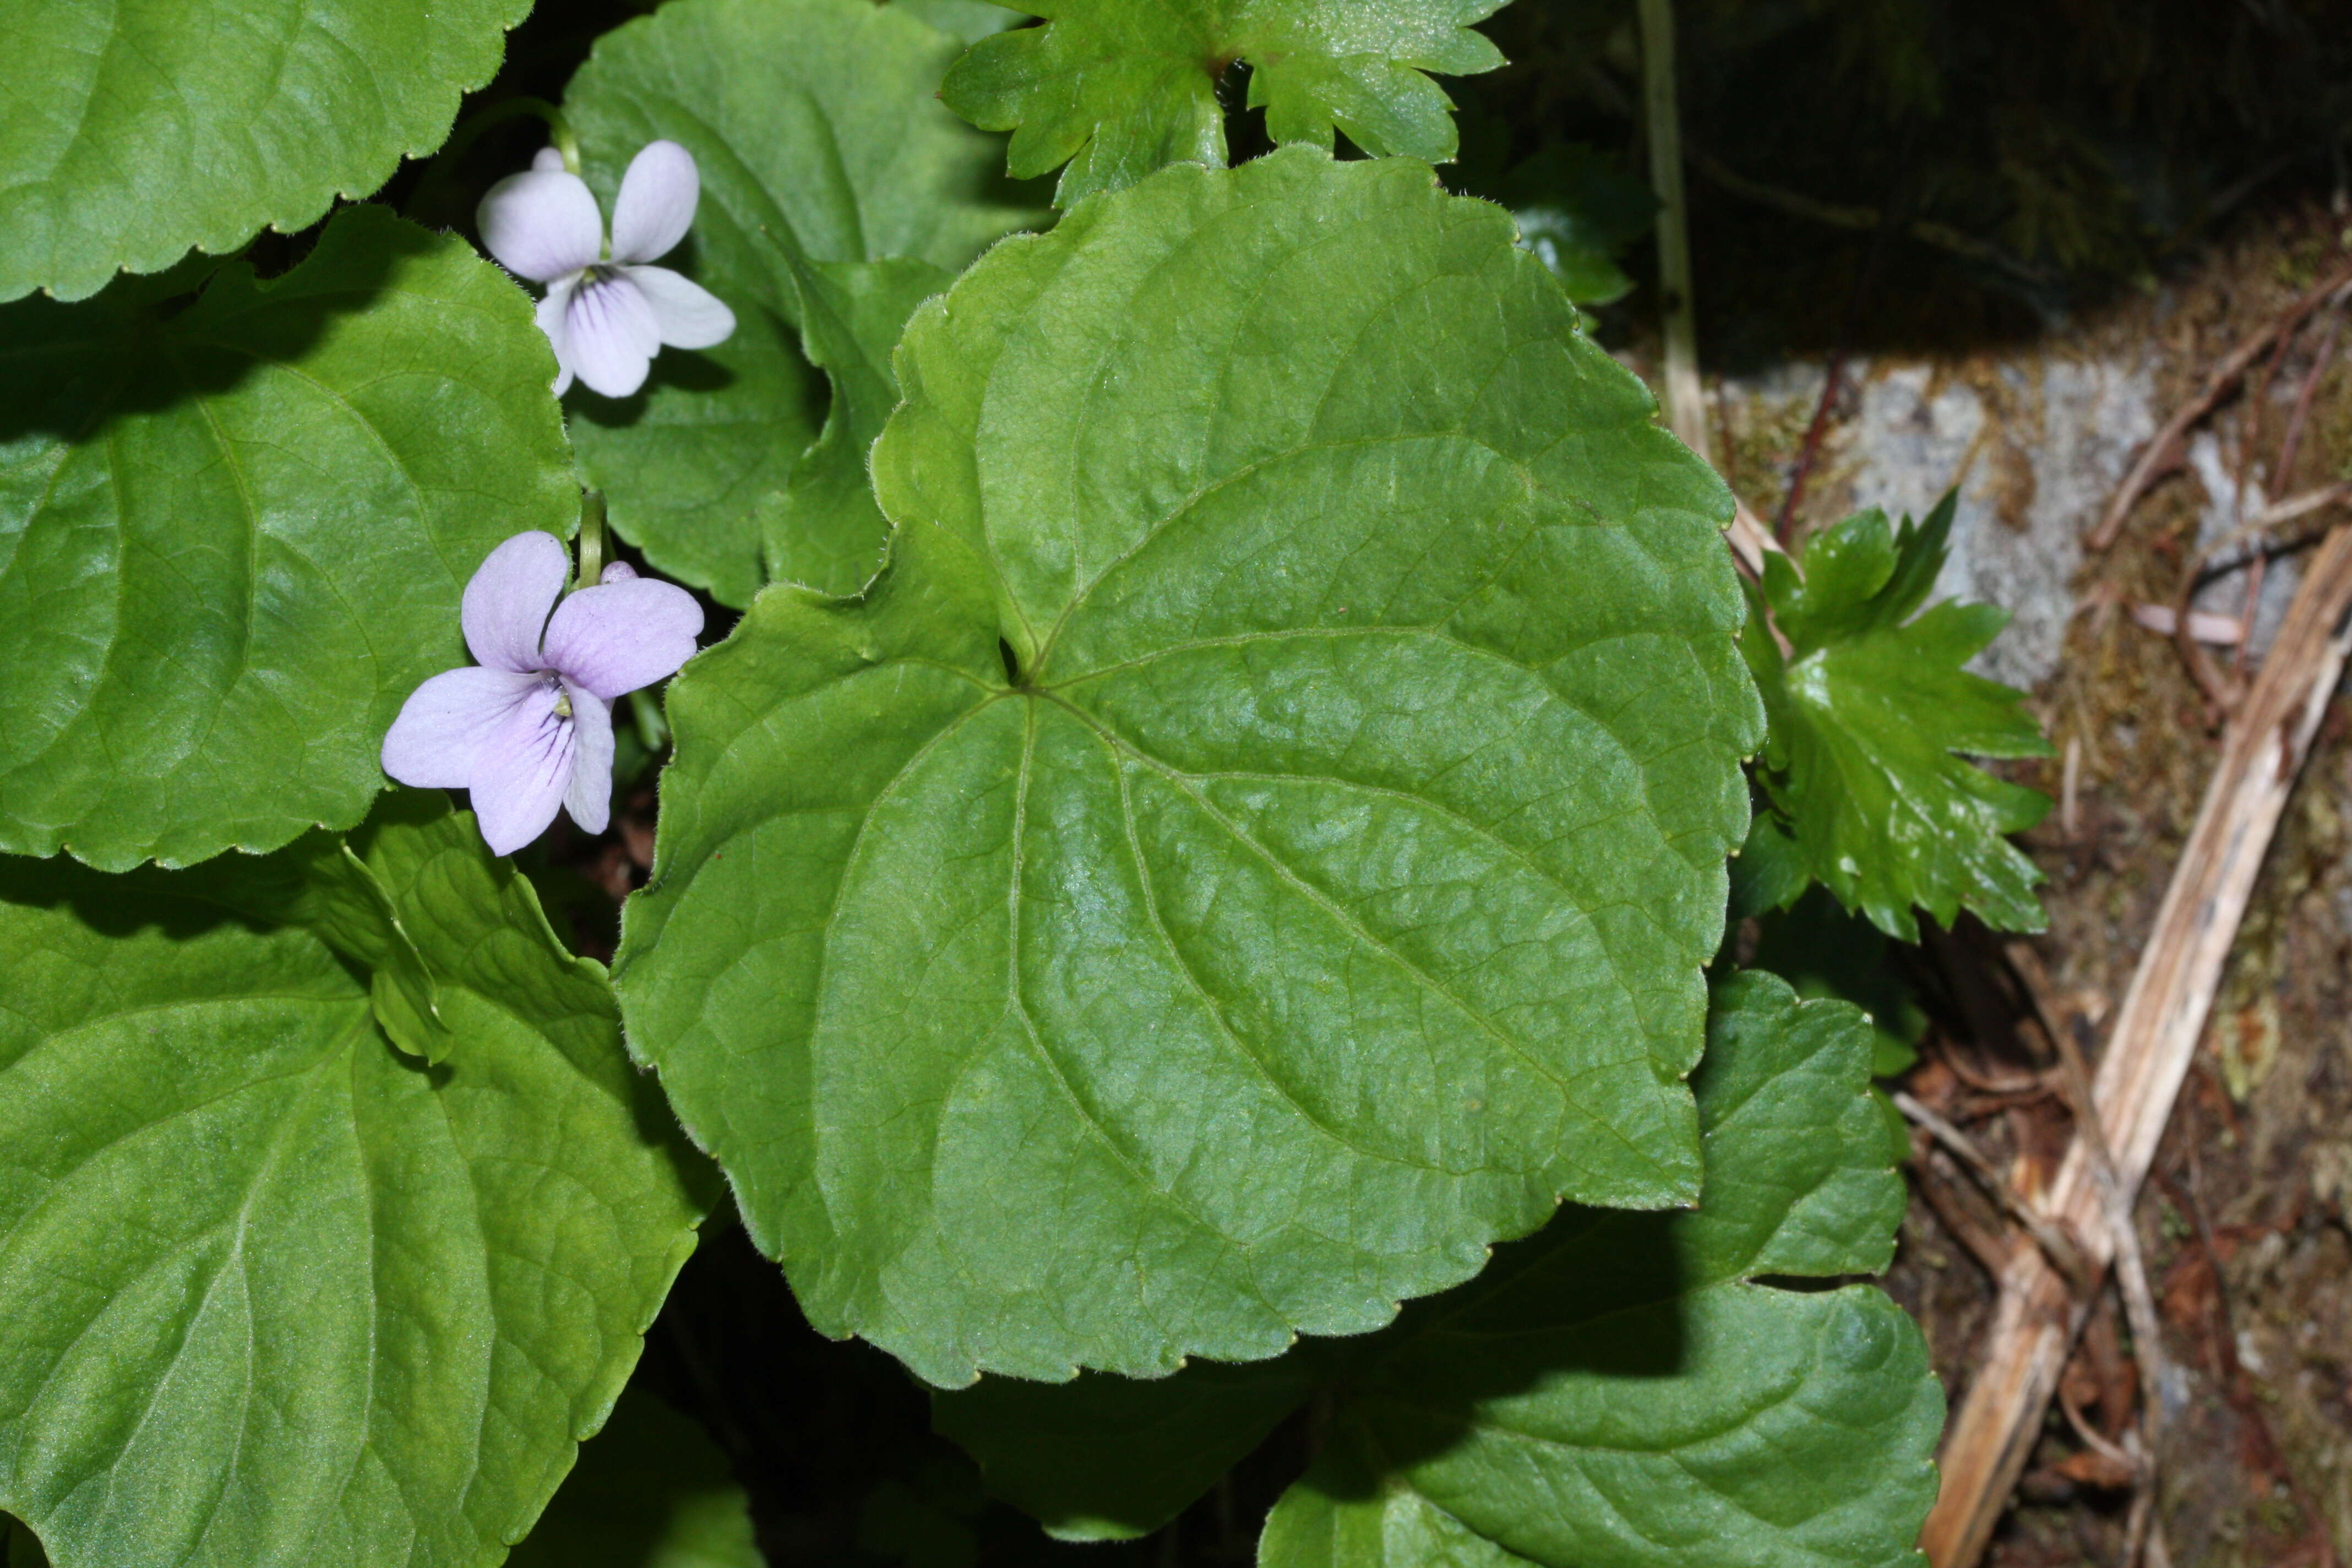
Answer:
[
  {"xmin": 477, "ymin": 140, "xmax": 736, "ymax": 398},
  {"xmin": 382, "ymin": 532, "xmax": 703, "ymax": 855}
]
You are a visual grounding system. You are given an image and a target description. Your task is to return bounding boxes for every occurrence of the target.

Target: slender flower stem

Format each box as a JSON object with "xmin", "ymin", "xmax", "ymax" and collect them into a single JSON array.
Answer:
[{"xmin": 576, "ymin": 489, "xmax": 608, "ymax": 590}]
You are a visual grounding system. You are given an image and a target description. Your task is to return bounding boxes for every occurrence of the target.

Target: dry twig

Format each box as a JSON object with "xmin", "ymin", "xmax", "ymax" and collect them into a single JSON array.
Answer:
[
  {"xmin": 2010, "ymin": 943, "xmax": 2170, "ymax": 1568},
  {"xmin": 2277, "ymin": 304, "xmax": 2346, "ymax": 488},
  {"xmin": 1892, "ymin": 1091, "xmax": 2088, "ymax": 1289},
  {"xmin": 2165, "ymin": 483, "xmax": 2352, "ymax": 711},
  {"xmin": 2090, "ymin": 262, "xmax": 2352, "ymax": 551}
]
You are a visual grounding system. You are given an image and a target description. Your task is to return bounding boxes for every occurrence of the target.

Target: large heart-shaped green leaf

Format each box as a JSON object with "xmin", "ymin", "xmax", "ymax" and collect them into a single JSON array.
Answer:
[
  {"xmin": 617, "ymin": 150, "xmax": 1760, "ymax": 1386},
  {"xmin": 0, "ymin": 205, "xmax": 578, "ymax": 871},
  {"xmin": 0, "ymin": 792, "xmax": 711, "ymax": 1568},
  {"xmin": 0, "ymin": 0, "xmax": 527, "ymax": 303},
  {"xmin": 562, "ymin": 0, "xmax": 1038, "ymax": 605},
  {"xmin": 938, "ymin": 975, "xmax": 1942, "ymax": 1566},
  {"xmin": 940, "ymin": 0, "xmax": 1508, "ymax": 206}
]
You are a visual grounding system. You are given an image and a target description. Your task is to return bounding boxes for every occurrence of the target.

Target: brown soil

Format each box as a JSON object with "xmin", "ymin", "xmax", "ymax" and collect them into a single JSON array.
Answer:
[{"xmin": 1754, "ymin": 199, "xmax": 2352, "ymax": 1566}]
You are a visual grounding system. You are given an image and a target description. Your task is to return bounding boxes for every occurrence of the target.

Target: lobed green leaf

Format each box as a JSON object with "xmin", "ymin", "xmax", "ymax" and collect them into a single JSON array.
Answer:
[
  {"xmin": 617, "ymin": 149, "xmax": 1760, "ymax": 1385},
  {"xmin": 0, "ymin": 792, "xmax": 711, "ymax": 1568},
  {"xmin": 1741, "ymin": 495, "xmax": 2053, "ymax": 941},
  {"xmin": 562, "ymin": 0, "xmax": 1039, "ymax": 605},
  {"xmin": 940, "ymin": 0, "xmax": 1509, "ymax": 206},
  {"xmin": 0, "ymin": 0, "xmax": 529, "ymax": 303},
  {"xmin": 0, "ymin": 205, "xmax": 578, "ymax": 870}
]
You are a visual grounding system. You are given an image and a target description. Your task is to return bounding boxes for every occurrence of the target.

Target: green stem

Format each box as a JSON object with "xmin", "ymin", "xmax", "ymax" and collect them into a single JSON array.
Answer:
[
  {"xmin": 1638, "ymin": 0, "xmax": 1709, "ymax": 462},
  {"xmin": 576, "ymin": 489, "xmax": 607, "ymax": 590}
]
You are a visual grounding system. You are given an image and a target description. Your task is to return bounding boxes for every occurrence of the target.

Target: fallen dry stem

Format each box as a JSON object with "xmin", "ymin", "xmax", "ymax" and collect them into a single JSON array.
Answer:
[
  {"xmin": 2014, "ymin": 946, "xmax": 2169, "ymax": 1568},
  {"xmin": 1893, "ymin": 1090, "xmax": 2089, "ymax": 1289},
  {"xmin": 2092, "ymin": 263, "xmax": 2352, "ymax": 551},
  {"xmin": 1920, "ymin": 524, "xmax": 2352, "ymax": 1567},
  {"xmin": 2165, "ymin": 484, "xmax": 2352, "ymax": 710}
]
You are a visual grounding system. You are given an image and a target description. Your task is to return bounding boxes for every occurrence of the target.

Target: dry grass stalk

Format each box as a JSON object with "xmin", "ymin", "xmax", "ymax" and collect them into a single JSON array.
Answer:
[{"xmin": 1920, "ymin": 523, "xmax": 2352, "ymax": 1567}]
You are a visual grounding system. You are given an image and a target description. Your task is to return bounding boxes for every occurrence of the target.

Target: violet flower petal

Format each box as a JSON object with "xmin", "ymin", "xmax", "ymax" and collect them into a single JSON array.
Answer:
[
  {"xmin": 564, "ymin": 274, "xmax": 662, "ymax": 398},
  {"xmin": 477, "ymin": 170, "xmax": 604, "ymax": 284},
  {"xmin": 562, "ymin": 679, "xmax": 616, "ymax": 835},
  {"xmin": 609, "ymin": 139, "xmax": 699, "ymax": 265},
  {"xmin": 601, "ymin": 560, "xmax": 639, "ymax": 584},
  {"xmin": 462, "ymin": 531, "xmax": 571, "ymax": 673},
  {"xmin": 531, "ymin": 145, "xmax": 568, "ymax": 173},
  {"xmin": 471, "ymin": 680, "xmax": 575, "ymax": 856},
  {"xmin": 380, "ymin": 666, "xmax": 543, "ymax": 788},
  {"xmin": 536, "ymin": 280, "xmax": 579, "ymax": 397},
  {"xmin": 620, "ymin": 264, "xmax": 735, "ymax": 350},
  {"xmin": 542, "ymin": 576, "xmax": 705, "ymax": 700}
]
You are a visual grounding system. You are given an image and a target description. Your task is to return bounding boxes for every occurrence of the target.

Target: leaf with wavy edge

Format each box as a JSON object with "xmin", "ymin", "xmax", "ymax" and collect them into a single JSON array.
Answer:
[
  {"xmin": 0, "ymin": 0, "xmax": 530, "ymax": 303},
  {"xmin": 617, "ymin": 149, "xmax": 1758, "ymax": 1385},
  {"xmin": 0, "ymin": 791, "xmax": 711, "ymax": 1568},
  {"xmin": 0, "ymin": 205, "xmax": 577, "ymax": 870}
]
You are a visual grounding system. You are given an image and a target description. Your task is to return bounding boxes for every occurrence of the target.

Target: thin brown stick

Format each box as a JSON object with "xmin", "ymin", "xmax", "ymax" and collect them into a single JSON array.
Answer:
[
  {"xmin": 2277, "ymin": 305, "xmax": 2346, "ymax": 488},
  {"xmin": 1935, "ymin": 1043, "xmax": 2051, "ymax": 1098},
  {"xmin": 1891, "ymin": 1091, "xmax": 2089, "ymax": 1289},
  {"xmin": 1775, "ymin": 352, "xmax": 1844, "ymax": 546},
  {"xmin": 2015, "ymin": 950, "xmax": 2169, "ymax": 1568},
  {"xmin": 1913, "ymin": 1144, "xmax": 2017, "ymax": 1282},
  {"xmin": 1920, "ymin": 524, "xmax": 2352, "ymax": 1567},
  {"xmin": 2165, "ymin": 483, "xmax": 2352, "ymax": 712},
  {"xmin": 2089, "ymin": 261, "xmax": 2352, "ymax": 551},
  {"xmin": 2231, "ymin": 551, "xmax": 2267, "ymax": 679}
]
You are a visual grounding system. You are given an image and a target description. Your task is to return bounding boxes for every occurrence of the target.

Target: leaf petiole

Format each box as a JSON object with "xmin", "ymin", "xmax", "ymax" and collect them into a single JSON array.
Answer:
[{"xmin": 576, "ymin": 488, "xmax": 608, "ymax": 590}]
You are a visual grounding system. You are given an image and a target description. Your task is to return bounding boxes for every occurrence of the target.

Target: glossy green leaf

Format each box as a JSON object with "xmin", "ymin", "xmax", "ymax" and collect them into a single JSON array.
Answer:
[
  {"xmin": 617, "ymin": 150, "xmax": 1760, "ymax": 1385},
  {"xmin": 940, "ymin": 976, "xmax": 1941, "ymax": 1566},
  {"xmin": 0, "ymin": 0, "xmax": 526, "ymax": 303},
  {"xmin": 1725, "ymin": 810, "xmax": 1810, "ymax": 925},
  {"xmin": 942, "ymin": 0, "xmax": 1510, "ymax": 205},
  {"xmin": 1741, "ymin": 494, "xmax": 2052, "ymax": 941},
  {"xmin": 0, "ymin": 791, "xmax": 710, "ymax": 1568},
  {"xmin": 562, "ymin": 0, "xmax": 1038, "ymax": 605},
  {"xmin": 505, "ymin": 1388, "xmax": 760, "ymax": 1568},
  {"xmin": 0, "ymin": 205, "xmax": 578, "ymax": 870}
]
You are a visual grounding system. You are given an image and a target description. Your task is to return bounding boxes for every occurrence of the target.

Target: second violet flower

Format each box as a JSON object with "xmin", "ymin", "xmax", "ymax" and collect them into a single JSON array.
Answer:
[
  {"xmin": 382, "ymin": 532, "xmax": 704, "ymax": 855},
  {"xmin": 478, "ymin": 139, "xmax": 736, "ymax": 398}
]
